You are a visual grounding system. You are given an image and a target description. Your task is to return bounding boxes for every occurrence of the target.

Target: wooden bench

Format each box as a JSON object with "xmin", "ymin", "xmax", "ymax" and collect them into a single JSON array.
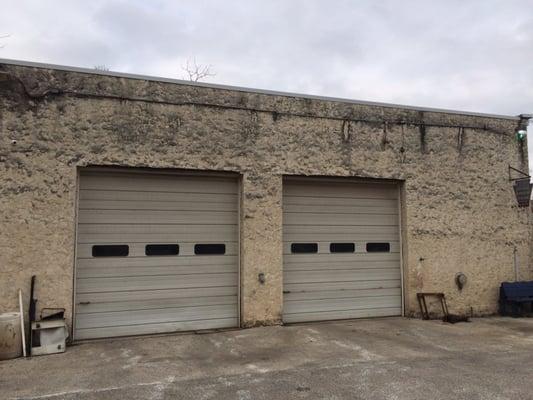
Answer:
[{"xmin": 417, "ymin": 292, "xmax": 449, "ymax": 320}]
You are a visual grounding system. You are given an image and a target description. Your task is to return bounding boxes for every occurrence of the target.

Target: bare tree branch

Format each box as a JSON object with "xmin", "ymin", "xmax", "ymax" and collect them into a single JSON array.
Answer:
[{"xmin": 181, "ymin": 58, "xmax": 215, "ymax": 82}]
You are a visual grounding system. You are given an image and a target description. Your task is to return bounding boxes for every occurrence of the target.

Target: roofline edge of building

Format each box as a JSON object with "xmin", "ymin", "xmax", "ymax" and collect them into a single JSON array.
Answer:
[{"xmin": 0, "ymin": 57, "xmax": 522, "ymax": 121}]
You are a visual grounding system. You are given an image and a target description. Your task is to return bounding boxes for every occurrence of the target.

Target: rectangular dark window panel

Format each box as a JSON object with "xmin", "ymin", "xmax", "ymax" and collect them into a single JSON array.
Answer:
[
  {"xmin": 291, "ymin": 243, "xmax": 318, "ymax": 253},
  {"xmin": 330, "ymin": 243, "xmax": 355, "ymax": 253},
  {"xmin": 145, "ymin": 244, "xmax": 179, "ymax": 256},
  {"xmin": 92, "ymin": 245, "xmax": 129, "ymax": 257},
  {"xmin": 366, "ymin": 242, "xmax": 390, "ymax": 252},
  {"xmin": 194, "ymin": 244, "xmax": 226, "ymax": 255}
]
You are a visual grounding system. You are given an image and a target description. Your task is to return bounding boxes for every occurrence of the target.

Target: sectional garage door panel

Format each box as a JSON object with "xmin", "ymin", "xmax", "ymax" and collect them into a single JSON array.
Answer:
[
  {"xmin": 283, "ymin": 180, "xmax": 402, "ymax": 323},
  {"xmin": 77, "ymin": 225, "xmax": 238, "ymax": 244},
  {"xmin": 74, "ymin": 171, "xmax": 239, "ymax": 340},
  {"xmin": 75, "ymin": 318, "xmax": 238, "ymax": 341}
]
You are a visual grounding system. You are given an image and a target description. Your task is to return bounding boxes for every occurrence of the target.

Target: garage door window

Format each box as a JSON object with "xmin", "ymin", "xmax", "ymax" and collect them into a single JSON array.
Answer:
[
  {"xmin": 145, "ymin": 244, "xmax": 179, "ymax": 256},
  {"xmin": 366, "ymin": 242, "xmax": 390, "ymax": 252},
  {"xmin": 92, "ymin": 245, "xmax": 129, "ymax": 257},
  {"xmin": 195, "ymin": 244, "xmax": 226, "ymax": 255},
  {"xmin": 291, "ymin": 243, "xmax": 318, "ymax": 253},
  {"xmin": 330, "ymin": 243, "xmax": 355, "ymax": 253}
]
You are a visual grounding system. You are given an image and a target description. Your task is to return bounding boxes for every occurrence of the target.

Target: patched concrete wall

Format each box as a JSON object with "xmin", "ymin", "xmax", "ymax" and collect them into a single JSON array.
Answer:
[{"xmin": 0, "ymin": 62, "xmax": 530, "ymax": 332}]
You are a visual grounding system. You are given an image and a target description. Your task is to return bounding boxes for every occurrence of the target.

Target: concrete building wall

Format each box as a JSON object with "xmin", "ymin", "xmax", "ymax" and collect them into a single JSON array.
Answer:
[{"xmin": 0, "ymin": 61, "xmax": 530, "ymax": 332}]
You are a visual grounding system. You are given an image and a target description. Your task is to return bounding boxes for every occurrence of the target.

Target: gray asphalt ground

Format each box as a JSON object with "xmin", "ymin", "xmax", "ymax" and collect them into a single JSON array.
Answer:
[{"xmin": 2, "ymin": 317, "xmax": 533, "ymax": 399}]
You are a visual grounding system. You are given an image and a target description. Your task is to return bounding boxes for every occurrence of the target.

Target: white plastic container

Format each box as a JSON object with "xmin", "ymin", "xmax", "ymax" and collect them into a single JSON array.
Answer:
[{"xmin": 0, "ymin": 312, "xmax": 23, "ymax": 360}]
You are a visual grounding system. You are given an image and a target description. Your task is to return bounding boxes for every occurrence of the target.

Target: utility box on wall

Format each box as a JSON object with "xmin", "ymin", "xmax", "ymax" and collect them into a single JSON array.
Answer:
[{"xmin": 513, "ymin": 178, "xmax": 532, "ymax": 207}]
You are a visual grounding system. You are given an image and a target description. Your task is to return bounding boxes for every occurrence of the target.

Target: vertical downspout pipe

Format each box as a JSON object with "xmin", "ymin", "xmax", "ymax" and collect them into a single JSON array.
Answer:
[{"xmin": 513, "ymin": 246, "xmax": 519, "ymax": 282}]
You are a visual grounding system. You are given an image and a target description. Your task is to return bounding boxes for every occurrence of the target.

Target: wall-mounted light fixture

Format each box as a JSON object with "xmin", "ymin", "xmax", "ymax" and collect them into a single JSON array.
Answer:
[
  {"xmin": 516, "ymin": 114, "xmax": 532, "ymax": 141},
  {"xmin": 516, "ymin": 129, "xmax": 527, "ymax": 141}
]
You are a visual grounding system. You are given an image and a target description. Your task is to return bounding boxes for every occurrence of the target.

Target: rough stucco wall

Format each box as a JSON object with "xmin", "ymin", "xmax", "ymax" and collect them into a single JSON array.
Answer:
[
  {"xmin": 0, "ymin": 64, "xmax": 530, "ymax": 332},
  {"xmin": 241, "ymin": 174, "xmax": 283, "ymax": 326}
]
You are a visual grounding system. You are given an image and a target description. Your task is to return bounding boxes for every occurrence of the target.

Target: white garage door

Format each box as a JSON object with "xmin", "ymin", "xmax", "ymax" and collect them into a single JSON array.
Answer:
[
  {"xmin": 74, "ymin": 170, "xmax": 239, "ymax": 340},
  {"xmin": 283, "ymin": 178, "xmax": 402, "ymax": 323}
]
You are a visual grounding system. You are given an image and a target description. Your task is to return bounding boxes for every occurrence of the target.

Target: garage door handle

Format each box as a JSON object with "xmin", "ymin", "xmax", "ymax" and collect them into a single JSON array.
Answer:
[{"xmin": 78, "ymin": 301, "xmax": 91, "ymax": 305}]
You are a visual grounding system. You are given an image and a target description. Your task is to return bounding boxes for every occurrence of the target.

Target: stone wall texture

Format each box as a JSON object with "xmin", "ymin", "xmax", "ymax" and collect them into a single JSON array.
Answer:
[{"xmin": 0, "ymin": 62, "xmax": 531, "ymax": 333}]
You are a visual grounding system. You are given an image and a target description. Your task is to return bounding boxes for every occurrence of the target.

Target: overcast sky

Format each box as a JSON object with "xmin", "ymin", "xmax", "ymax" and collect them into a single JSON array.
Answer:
[{"xmin": 1, "ymin": 0, "xmax": 532, "ymax": 167}]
